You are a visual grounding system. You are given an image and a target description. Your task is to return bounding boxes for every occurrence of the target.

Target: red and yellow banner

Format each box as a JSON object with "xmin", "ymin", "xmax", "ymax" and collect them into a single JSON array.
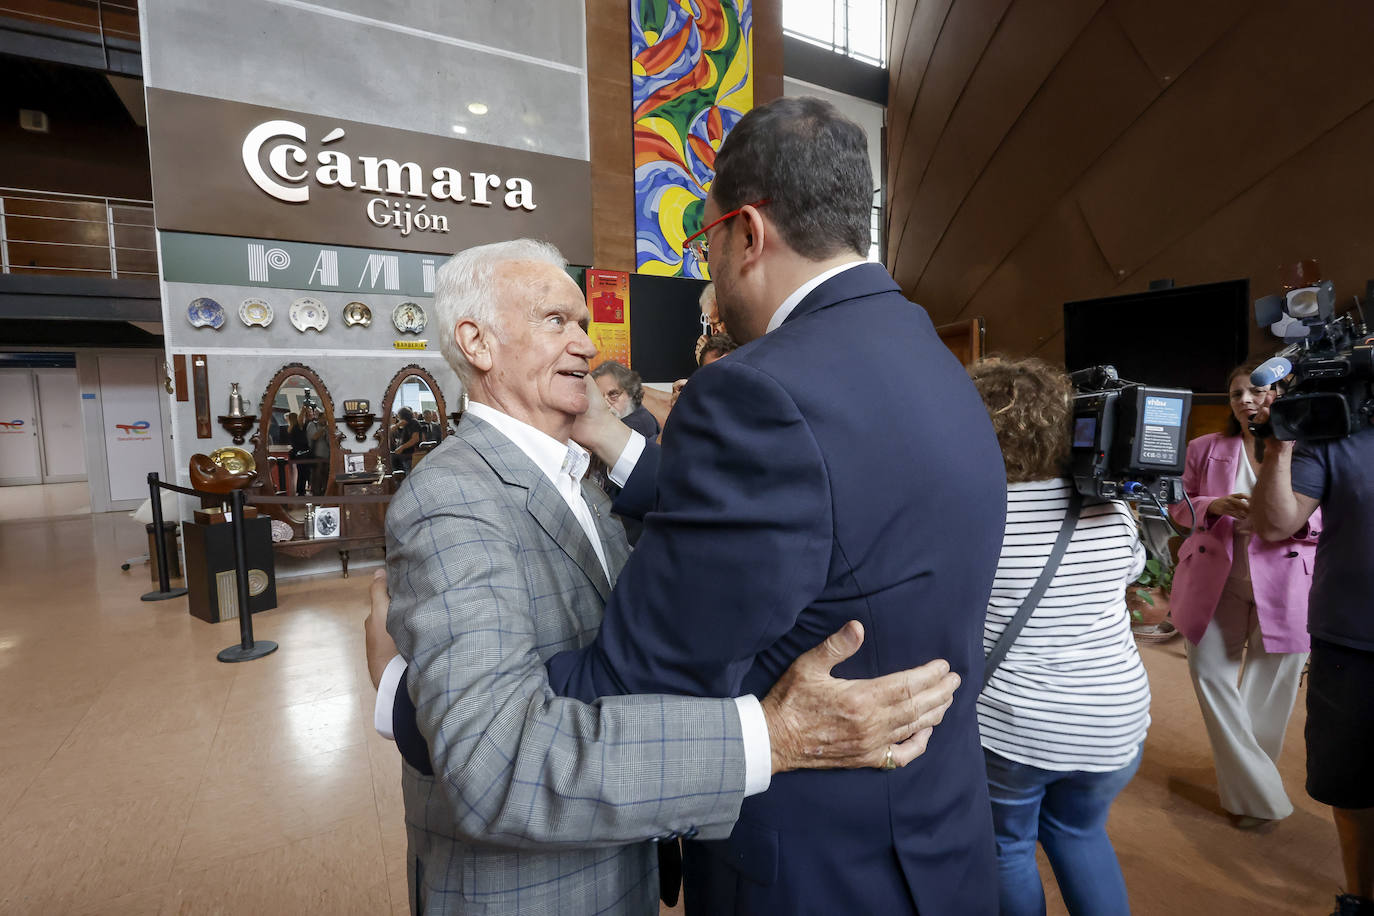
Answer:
[{"xmin": 586, "ymin": 268, "xmax": 632, "ymax": 368}]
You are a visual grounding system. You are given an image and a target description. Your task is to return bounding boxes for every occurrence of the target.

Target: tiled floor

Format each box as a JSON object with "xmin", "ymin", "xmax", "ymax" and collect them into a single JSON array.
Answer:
[
  {"xmin": 0, "ymin": 509, "xmax": 1346, "ymax": 914},
  {"xmin": 0, "ymin": 481, "xmax": 91, "ymax": 522}
]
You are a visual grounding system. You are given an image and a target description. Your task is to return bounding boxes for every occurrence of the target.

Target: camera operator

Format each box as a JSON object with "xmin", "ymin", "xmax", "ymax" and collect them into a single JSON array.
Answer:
[
  {"xmin": 1251, "ymin": 420, "xmax": 1374, "ymax": 915},
  {"xmin": 969, "ymin": 357, "xmax": 1150, "ymax": 916}
]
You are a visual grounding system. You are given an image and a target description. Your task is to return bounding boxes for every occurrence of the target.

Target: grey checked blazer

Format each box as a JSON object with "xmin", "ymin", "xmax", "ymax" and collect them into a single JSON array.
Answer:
[{"xmin": 386, "ymin": 414, "xmax": 747, "ymax": 915}]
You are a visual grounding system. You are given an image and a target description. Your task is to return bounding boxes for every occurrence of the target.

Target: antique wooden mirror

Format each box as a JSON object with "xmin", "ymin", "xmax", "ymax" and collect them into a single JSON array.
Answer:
[
  {"xmin": 252, "ymin": 363, "xmax": 340, "ymax": 533},
  {"xmin": 380, "ymin": 364, "xmax": 447, "ymax": 478}
]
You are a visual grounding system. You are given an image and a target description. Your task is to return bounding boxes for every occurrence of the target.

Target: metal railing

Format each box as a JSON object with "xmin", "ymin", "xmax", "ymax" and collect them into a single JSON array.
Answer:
[
  {"xmin": 0, "ymin": 186, "xmax": 155, "ymax": 279},
  {"xmin": 0, "ymin": 0, "xmax": 141, "ymax": 43}
]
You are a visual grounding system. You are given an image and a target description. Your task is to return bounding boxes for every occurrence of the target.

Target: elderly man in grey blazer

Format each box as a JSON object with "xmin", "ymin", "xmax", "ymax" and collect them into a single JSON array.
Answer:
[{"xmin": 378, "ymin": 238, "xmax": 961, "ymax": 915}]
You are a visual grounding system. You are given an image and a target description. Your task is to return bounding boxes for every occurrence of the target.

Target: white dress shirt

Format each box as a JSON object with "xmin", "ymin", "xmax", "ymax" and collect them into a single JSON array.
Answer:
[
  {"xmin": 375, "ymin": 401, "xmax": 770, "ymax": 796},
  {"xmin": 765, "ymin": 259, "xmax": 868, "ymax": 333}
]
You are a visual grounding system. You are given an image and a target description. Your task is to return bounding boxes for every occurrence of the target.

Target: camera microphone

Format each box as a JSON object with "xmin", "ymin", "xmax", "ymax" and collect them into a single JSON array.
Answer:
[{"xmin": 1250, "ymin": 356, "xmax": 1292, "ymax": 388}]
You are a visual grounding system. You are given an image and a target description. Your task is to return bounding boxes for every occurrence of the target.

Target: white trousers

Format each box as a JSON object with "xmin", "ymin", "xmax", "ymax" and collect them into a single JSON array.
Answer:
[{"xmin": 1186, "ymin": 576, "xmax": 1308, "ymax": 820}]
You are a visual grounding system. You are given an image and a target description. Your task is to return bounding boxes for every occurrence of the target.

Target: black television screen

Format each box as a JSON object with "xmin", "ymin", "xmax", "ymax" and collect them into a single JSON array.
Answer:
[{"xmin": 1063, "ymin": 280, "xmax": 1249, "ymax": 395}]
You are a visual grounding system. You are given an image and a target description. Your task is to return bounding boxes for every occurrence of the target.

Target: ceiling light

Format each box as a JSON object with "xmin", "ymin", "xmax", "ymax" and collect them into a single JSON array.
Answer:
[
  {"xmin": 467, "ymin": 102, "xmax": 488, "ymax": 116},
  {"xmin": 451, "ymin": 125, "xmax": 468, "ymax": 135}
]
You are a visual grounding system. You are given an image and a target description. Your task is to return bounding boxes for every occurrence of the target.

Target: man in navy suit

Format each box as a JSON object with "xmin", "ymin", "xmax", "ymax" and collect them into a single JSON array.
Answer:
[{"xmin": 549, "ymin": 96, "xmax": 1006, "ymax": 914}]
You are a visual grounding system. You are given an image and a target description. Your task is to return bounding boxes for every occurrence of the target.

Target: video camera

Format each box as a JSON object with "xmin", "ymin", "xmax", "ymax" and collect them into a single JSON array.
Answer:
[
  {"xmin": 1250, "ymin": 271, "xmax": 1374, "ymax": 441},
  {"xmin": 1069, "ymin": 366, "xmax": 1191, "ymax": 505}
]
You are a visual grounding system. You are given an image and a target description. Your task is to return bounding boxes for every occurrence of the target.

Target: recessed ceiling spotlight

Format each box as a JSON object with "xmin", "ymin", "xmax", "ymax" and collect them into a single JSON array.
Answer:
[
  {"xmin": 467, "ymin": 102, "xmax": 488, "ymax": 116},
  {"xmin": 451, "ymin": 124, "xmax": 468, "ymax": 134}
]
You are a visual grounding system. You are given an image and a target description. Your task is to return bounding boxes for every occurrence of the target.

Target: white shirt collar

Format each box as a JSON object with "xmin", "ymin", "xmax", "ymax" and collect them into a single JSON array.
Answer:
[
  {"xmin": 765, "ymin": 260, "xmax": 868, "ymax": 334},
  {"xmin": 463, "ymin": 401, "xmax": 590, "ymax": 489}
]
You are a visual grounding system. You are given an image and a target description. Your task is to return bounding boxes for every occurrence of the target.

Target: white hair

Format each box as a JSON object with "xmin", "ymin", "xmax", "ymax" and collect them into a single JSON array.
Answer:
[
  {"xmin": 698, "ymin": 282, "xmax": 716, "ymax": 310},
  {"xmin": 432, "ymin": 239, "xmax": 567, "ymax": 386}
]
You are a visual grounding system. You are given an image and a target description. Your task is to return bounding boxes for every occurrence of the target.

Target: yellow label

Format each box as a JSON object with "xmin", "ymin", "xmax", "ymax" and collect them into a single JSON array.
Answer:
[
  {"xmin": 393, "ymin": 340, "xmax": 428, "ymax": 350},
  {"xmin": 585, "ymin": 269, "xmax": 631, "ymax": 369}
]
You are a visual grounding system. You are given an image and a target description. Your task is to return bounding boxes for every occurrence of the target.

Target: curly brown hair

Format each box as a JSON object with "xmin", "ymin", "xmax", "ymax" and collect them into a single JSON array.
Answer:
[{"xmin": 968, "ymin": 356, "xmax": 1073, "ymax": 483}]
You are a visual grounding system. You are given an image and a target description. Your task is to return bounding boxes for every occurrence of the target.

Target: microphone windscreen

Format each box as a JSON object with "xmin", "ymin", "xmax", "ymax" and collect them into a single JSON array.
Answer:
[{"xmin": 1251, "ymin": 356, "xmax": 1292, "ymax": 387}]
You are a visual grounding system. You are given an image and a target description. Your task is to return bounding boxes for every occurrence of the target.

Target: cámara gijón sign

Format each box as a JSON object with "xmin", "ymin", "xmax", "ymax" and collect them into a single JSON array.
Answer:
[{"xmin": 242, "ymin": 120, "xmax": 537, "ymax": 239}]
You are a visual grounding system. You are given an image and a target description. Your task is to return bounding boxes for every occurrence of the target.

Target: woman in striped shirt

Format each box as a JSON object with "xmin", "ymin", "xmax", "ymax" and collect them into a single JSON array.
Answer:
[{"xmin": 969, "ymin": 357, "xmax": 1150, "ymax": 916}]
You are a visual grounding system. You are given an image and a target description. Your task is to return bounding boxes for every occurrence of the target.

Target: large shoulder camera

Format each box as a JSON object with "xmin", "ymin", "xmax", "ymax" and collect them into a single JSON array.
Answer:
[
  {"xmin": 1251, "ymin": 278, "xmax": 1374, "ymax": 441},
  {"xmin": 1070, "ymin": 366, "xmax": 1191, "ymax": 504}
]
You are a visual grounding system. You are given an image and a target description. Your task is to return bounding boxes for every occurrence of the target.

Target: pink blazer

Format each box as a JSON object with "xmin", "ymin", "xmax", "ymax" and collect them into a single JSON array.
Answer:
[{"xmin": 1168, "ymin": 432, "xmax": 1320, "ymax": 653}]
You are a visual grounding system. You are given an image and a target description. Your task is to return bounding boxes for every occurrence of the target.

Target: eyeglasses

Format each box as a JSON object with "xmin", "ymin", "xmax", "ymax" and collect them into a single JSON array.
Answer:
[{"xmin": 682, "ymin": 199, "xmax": 770, "ymax": 262}]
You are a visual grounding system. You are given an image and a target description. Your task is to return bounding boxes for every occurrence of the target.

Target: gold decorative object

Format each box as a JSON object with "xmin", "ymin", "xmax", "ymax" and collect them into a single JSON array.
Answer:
[{"xmin": 209, "ymin": 446, "xmax": 255, "ymax": 474}]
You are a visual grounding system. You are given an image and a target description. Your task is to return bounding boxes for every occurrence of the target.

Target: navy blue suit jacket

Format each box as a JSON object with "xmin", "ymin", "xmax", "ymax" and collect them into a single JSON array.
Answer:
[{"xmin": 545, "ymin": 263, "xmax": 1006, "ymax": 915}]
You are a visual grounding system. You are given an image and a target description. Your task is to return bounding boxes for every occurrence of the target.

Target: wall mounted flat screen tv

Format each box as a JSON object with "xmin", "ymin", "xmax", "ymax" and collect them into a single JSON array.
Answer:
[{"xmin": 1063, "ymin": 279, "xmax": 1250, "ymax": 395}]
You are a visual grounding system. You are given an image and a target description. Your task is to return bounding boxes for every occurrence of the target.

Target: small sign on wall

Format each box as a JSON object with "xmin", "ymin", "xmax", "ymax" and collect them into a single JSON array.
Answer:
[{"xmin": 586, "ymin": 269, "xmax": 631, "ymax": 369}]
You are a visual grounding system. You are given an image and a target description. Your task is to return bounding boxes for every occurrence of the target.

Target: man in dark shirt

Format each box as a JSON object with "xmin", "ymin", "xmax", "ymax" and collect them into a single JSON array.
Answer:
[
  {"xmin": 1253, "ymin": 424, "xmax": 1374, "ymax": 916},
  {"xmin": 392, "ymin": 406, "xmax": 423, "ymax": 473},
  {"xmin": 591, "ymin": 361, "xmax": 660, "ymax": 440}
]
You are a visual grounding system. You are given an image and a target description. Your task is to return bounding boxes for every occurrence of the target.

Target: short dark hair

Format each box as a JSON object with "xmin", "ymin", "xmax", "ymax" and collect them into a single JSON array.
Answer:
[
  {"xmin": 968, "ymin": 357, "xmax": 1073, "ymax": 483},
  {"xmin": 697, "ymin": 333, "xmax": 738, "ymax": 366},
  {"xmin": 590, "ymin": 360, "xmax": 643, "ymax": 408},
  {"xmin": 711, "ymin": 96, "xmax": 871, "ymax": 260},
  {"xmin": 398, "ymin": 407, "xmax": 414, "ymax": 421}
]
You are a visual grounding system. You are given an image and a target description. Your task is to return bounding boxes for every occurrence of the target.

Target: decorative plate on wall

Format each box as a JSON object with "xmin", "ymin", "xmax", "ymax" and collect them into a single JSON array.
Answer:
[
  {"xmin": 187, "ymin": 298, "xmax": 225, "ymax": 329},
  {"xmin": 392, "ymin": 301, "xmax": 427, "ymax": 334},
  {"xmin": 239, "ymin": 298, "xmax": 274, "ymax": 328},
  {"xmin": 342, "ymin": 301, "xmax": 372, "ymax": 327},
  {"xmin": 289, "ymin": 297, "xmax": 329, "ymax": 332}
]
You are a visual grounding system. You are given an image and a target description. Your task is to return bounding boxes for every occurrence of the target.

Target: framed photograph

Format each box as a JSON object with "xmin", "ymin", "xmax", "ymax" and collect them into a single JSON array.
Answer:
[
  {"xmin": 344, "ymin": 453, "xmax": 366, "ymax": 474},
  {"xmin": 313, "ymin": 506, "xmax": 341, "ymax": 539}
]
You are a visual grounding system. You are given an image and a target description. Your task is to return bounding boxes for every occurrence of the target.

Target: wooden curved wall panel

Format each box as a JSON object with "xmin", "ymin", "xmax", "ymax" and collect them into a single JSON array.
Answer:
[{"xmin": 886, "ymin": 0, "xmax": 1374, "ymax": 362}]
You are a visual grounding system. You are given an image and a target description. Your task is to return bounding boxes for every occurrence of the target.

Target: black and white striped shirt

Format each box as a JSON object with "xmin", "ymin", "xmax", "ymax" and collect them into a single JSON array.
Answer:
[{"xmin": 978, "ymin": 478, "xmax": 1151, "ymax": 772}]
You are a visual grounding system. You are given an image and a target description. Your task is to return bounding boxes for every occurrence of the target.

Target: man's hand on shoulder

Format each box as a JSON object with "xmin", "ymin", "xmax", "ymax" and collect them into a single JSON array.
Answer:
[
  {"xmin": 760, "ymin": 621, "xmax": 959, "ymax": 772},
  {"xmin": 365, "ymin": 568, "xmax": 397, "ymax": 689},
  {"xmin": 571, "ymin": 374, "xmax": 632, "ymax": 464}
]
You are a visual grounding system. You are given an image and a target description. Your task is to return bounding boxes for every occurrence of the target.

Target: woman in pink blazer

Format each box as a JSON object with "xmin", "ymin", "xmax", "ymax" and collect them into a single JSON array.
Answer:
[{"xmin": 1169, "ymin": 363, "xmax": 1321, "ymax": 827}]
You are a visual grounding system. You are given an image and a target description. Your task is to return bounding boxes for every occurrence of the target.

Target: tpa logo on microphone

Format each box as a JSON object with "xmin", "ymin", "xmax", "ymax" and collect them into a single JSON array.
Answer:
[
  {"xmin": 115, "ymin": 420, "xmax": 151, "ymax": 435},
  {"xmin": 0, "ymin": 419, "xmax": 24, "ymax": 432}
]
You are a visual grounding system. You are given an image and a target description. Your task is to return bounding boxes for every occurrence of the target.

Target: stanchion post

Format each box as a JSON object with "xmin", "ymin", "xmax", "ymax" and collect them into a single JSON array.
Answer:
[
  {"xmin": 217, "ymin": 488, "xmax": 277, "ymax": 663},
  {"xmin": 141, "ymin": 471, "xmax": 188, "ymax": 602}
]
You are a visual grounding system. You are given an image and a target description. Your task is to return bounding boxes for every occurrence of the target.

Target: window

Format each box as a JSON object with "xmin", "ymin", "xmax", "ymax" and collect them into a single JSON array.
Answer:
[
  {"xmin": 870, "ymin": 190, "xmax": 882, "ymax": 263},
  {"xmin": 784, "ymin": 0, "xmax": 886, "ymax": 68}
]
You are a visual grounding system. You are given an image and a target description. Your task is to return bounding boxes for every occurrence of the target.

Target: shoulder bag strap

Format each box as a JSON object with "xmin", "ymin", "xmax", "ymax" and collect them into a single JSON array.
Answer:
[{"xmin": 982, "ymin": 488, "xmax": 1082, "ymax": 691}]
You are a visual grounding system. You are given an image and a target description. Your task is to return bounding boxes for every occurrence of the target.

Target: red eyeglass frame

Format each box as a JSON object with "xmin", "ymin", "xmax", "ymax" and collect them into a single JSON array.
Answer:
[{"xmin": 681, "ymin": 198, "xmax": 770, "ymax": 258}]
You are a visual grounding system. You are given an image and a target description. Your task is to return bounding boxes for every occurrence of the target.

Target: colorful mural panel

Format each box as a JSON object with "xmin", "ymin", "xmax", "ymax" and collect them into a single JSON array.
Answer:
[{"xmin": 632, "ymin": 0, "xmax": 753, "ymax": 278}]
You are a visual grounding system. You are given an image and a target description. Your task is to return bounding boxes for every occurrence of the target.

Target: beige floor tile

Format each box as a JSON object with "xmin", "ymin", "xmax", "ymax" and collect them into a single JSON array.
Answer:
[
  {"xmin": 223, "ymin": 650, "xmax": 368, "ymax": 713},
  {"xmin": 61, "ymin": 675, "xmax": 232, "ymax": 746},
  {"xmin": 160, "ymin": 815, "xmax": 390, "ymax": 916},
  {"xmin": 389, "ymin": 872, "xmax": 412, "ymax": 915},
  {"xmin": 201, "ymin": 692, "xmax": 367, "ymax": 785},
  {"xmin": 0, "ymin": 758, "xmax": 42, "ymax": 822},
  {"xmin": 0, "ymin": 481, "xmax": 91, "ymax": 522},
  {"xmin": 0, "ymin": 786, "xmax": 196, "ymax": 913},
  {"xmin": 0, "ymin": 700, "xmax": 91, "ymax": 768},
  {"xmin": 22, "ymin": 725, "xmax": 214, "ymax": 806},
  {"xmin": 70, "ymin": 881, "xmax": 172, "ymax": 916},
  {"xmin": 175, "ymin": 743, "xmax": 376, "ymax": 872}
]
